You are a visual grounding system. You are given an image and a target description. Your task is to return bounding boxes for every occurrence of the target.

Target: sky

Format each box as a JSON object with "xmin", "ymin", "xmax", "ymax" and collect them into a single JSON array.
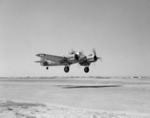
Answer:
[{"xmin": 0, "ymin": 0, "xmax": 150, "ymax": 77}]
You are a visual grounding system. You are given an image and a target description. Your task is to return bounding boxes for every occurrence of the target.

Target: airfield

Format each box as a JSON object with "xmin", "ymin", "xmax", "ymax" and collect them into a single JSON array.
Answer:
[{"xmin": 0, "ymin": 76, "xmax": 150, "ymax": 118}]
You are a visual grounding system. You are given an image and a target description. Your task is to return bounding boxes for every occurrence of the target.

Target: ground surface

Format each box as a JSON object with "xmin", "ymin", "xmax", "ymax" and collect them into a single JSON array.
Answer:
[{"xmin": 0, "ymin": 77, "xmax": 150, "ymax": 118}]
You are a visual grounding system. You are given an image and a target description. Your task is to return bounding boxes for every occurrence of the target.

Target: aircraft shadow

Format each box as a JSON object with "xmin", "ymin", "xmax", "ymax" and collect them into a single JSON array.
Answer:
[{"xmin": 57, "ymin": 85, "xmax": 121, "ymax": 89}]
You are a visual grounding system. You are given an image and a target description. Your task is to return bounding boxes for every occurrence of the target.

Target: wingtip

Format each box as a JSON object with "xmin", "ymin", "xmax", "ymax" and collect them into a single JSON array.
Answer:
[{"xmin": 36, "ymin": 53, "xmax": 46, "ymax": 57}]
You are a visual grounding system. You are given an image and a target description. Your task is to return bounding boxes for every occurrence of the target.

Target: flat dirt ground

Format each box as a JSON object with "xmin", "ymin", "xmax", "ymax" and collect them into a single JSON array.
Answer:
[{"xmin": 0, "ymin": 77, "xmax": 150, "ymax": 118}]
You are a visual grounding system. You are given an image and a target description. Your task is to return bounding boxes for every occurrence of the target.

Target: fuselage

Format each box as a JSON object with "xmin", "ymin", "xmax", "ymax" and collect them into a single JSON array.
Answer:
[{"xmin": 37, "ymin": 53, "xmax": 86, "ymax": 66}]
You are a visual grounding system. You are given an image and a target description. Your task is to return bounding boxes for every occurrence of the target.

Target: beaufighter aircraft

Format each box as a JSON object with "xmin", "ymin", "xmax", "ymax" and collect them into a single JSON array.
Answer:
[
  {"xmin": 78, "ymin": 49, "xmax": 102, "ymax": 73},
  {"xmin": 35, "ymin": 51, "xmax": 86, "ymax": 73}
]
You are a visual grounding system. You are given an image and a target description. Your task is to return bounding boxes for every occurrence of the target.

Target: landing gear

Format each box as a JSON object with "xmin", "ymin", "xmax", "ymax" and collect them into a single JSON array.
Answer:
[
  {"xmin": 46, "ymin": 67, "xmax": 49, "ymax": 70},
  {"xmin": 84, "ymin": 67, "xmax": 89, "ymax": 73},
  {"xmin": 64, "ymin": 66, "xmax": 69, "ymax": 73}
]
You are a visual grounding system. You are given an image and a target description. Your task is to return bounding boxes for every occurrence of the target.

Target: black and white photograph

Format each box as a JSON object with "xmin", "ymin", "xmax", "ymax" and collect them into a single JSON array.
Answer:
[{"xmin": 0, "ymin": 0, "xmax": 150, "ymax": 118}]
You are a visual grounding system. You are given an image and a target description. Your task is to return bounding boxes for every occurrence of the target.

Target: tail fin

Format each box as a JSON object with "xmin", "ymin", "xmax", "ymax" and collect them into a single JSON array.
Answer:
[{"xmin": 35, "ymin": 57, "xmax": 46, "ymax": 62}]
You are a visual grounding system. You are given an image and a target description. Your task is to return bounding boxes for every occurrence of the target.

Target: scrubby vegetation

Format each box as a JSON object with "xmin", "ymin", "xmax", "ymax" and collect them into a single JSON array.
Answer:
[{"xmin": 0, "ymin": 100, "xmax": 46, "ymax": 109}]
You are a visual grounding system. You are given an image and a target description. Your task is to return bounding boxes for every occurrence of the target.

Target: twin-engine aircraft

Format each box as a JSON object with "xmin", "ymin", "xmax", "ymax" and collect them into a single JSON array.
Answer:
[{"xmin": 35, "ymin": 49, "xmax": 101, "ymax": 73}]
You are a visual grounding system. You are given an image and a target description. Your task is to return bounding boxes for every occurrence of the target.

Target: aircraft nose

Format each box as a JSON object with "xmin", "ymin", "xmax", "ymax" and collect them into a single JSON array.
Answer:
[{"xmin": 80, "ymin": 55, "xmax": 86, "ymax": 60}]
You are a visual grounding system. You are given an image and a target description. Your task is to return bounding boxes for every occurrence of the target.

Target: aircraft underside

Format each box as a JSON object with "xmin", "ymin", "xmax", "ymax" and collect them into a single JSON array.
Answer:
[
  {"xmin": 45, "ymin": 65, "xmax": 90, "ymax": 73},
  {"xmin": 41, "ymin": 60, "xmax": 90, "ymax": 73}
]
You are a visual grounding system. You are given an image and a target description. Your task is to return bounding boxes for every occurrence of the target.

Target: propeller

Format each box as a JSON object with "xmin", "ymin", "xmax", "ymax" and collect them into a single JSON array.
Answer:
[
  {"xmin": 93, "ymin": 49, "xmax": 102, "ymax": 61},
  {"xmin": 69, "ymin": 49, "xmax": 81, "ymax": 60},
  {"xmin": 69, "ymin": 49, "xmax": 76, "ymax": 54},
  {"xmin": 79, "ymin": 50, "xmax": 85, "ymax": 56}
]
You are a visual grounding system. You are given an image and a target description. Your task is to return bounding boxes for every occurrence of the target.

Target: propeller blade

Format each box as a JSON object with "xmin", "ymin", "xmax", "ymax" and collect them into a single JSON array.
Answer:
[
  {"xmin": 80, "ymin": 50, "xmax": 84, "ymax": 55},
  {"xmin": 92, "ymin": 49, "xmax": 102, "ymax": 62},
  {"xmin": 93, "ymin": 48, "xmax": 96, "ymax": 56},
  {"xmin": 97, "ymin": 57, "xmax": 102, "ymax": 61},
  {"xmin": 69, "ymin": 49, "xmax": 76, "ymax": 54}
]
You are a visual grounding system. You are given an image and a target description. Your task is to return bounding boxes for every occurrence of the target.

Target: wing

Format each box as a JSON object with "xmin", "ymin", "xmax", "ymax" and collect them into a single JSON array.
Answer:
[{"xmin": 36, "ymin": 53, "xmax": 65, "ymax": 62}]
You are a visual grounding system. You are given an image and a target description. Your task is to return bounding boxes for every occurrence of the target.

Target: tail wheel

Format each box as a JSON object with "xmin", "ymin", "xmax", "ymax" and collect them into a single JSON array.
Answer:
[
  {"xmin": 64, "ymin": 66, "xmax": 69, "ymax": 73},
  {"xmin": 46, "ymin": 67, "xmax": 49, "ymax": 70},
  {"xmin": 84, "ymin": 67, "xmax": 89, "ymax": 73}
]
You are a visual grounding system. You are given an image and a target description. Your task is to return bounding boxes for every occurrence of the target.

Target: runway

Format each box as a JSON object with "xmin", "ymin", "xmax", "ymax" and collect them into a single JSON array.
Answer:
[{"xmin": 0, "ymin": 77, "xmax": 150, "ymax": 118}]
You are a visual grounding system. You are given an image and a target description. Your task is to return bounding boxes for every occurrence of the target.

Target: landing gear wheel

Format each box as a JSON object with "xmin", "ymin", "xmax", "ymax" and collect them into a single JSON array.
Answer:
[
  {"xmin": 84, "ymin": 67, "xmax": 89, "ymax": 73},
  {"xmin": 46, "ymin": 67, "xmax": 49, "ymax": 70},
  {"xmin": 64, "ymin": 66, "xmax": 69, "ymax": 73}
]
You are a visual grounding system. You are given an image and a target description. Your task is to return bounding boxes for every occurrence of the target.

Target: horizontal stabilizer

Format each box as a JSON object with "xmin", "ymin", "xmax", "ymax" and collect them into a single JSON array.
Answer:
[{"xmin": 35, "ymin": 61, "xmax": 45, "ymax": 63}]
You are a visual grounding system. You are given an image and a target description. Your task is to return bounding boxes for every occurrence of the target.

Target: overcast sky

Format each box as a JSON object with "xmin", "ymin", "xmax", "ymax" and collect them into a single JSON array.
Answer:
[{"xmin": 0, "ymin": 0, "xmax": 150, "ymax": 77}]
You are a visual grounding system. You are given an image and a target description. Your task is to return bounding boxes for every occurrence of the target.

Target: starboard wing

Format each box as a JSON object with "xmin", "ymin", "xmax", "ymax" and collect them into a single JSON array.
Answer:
[{"xmin": 36, "ymin": 53, "xmax": 65, "ymax": 62}]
